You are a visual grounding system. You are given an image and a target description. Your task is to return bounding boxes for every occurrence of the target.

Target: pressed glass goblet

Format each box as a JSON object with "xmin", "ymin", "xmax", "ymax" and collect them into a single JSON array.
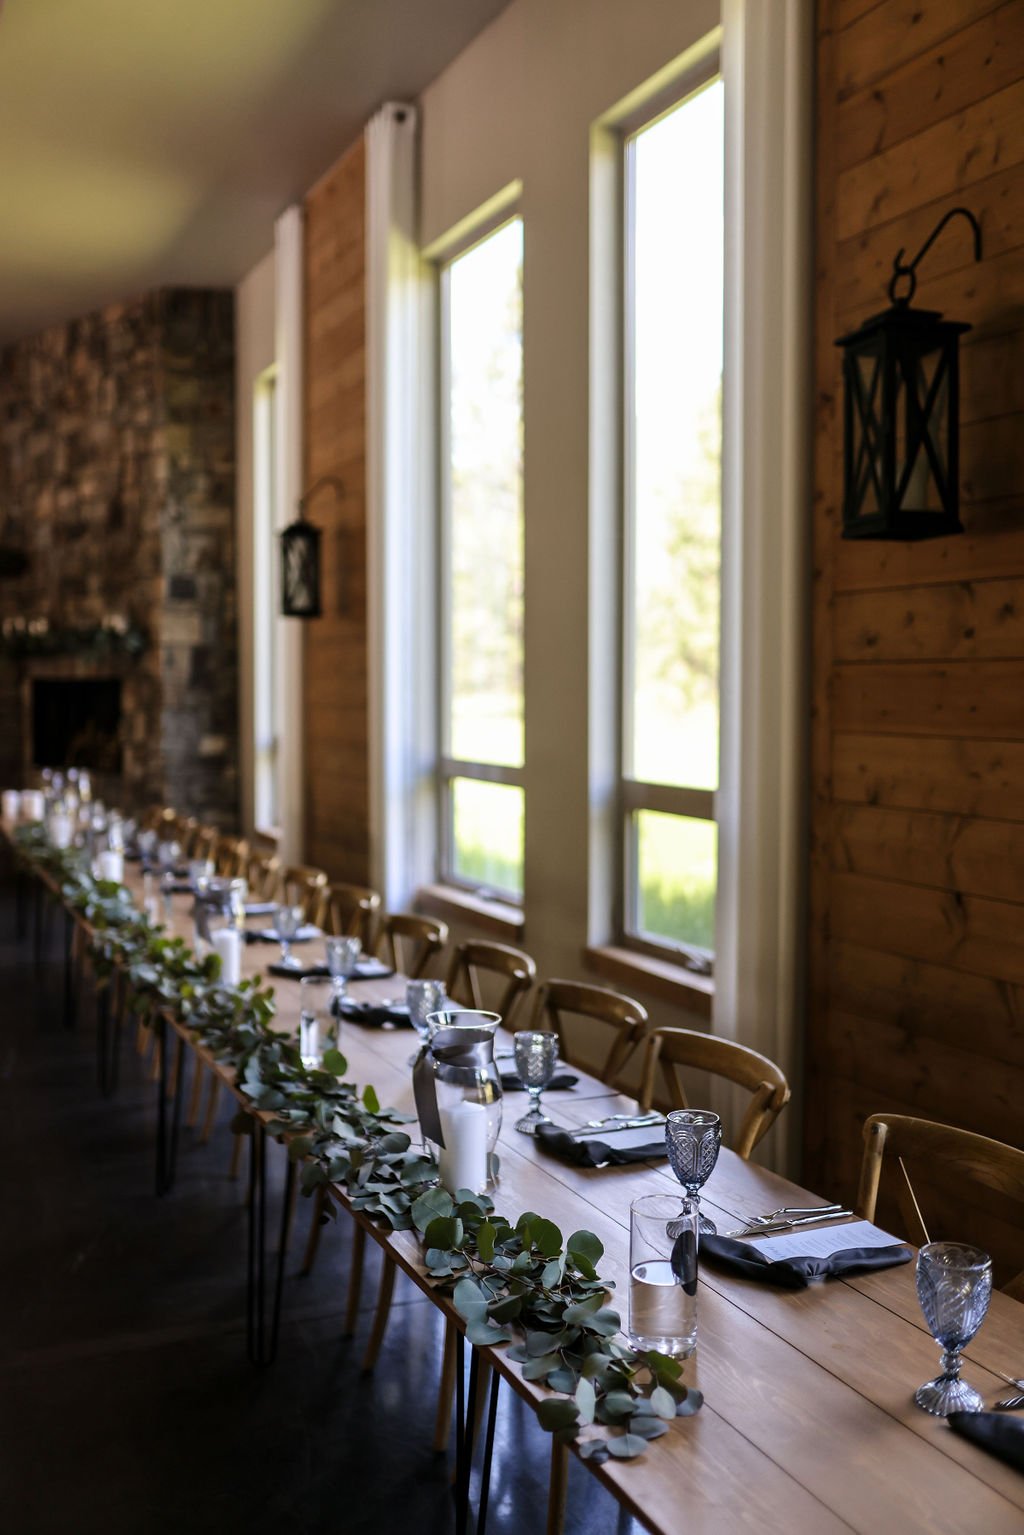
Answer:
[
  {"xmin": 914, "ymin": 1242, "xmax": 992, "ymax": 1416},
  {"xmin": 513, "ymin": 1030, "xmax": 559, "ymax": 1135},
  {"xmin": 665, "ymin": 1109, "xmax": 722, "ymax": 1235},
  {"xmin": 325, "ymin": 936, "xmax": 362, "ymax": 986},
  {"xmin": 275, "ymin": 903, "xmax": 304, "ymax": 970}
]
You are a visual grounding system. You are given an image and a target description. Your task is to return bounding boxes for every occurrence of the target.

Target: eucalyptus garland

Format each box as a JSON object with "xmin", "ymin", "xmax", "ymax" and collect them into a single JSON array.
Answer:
[{"xmin": 13, "ymin": 826, "xmax": 703, "ymax": 1459}]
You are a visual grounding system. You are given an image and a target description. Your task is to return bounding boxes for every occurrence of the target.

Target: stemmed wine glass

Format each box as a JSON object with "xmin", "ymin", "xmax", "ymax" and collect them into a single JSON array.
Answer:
[
  {"xmin": 665, "ymin": 1109, "xmax": 722, "ymax": 1235},
  {"xmin": 326, "ymin": 936, "xmax": 362, "ymax": 988},
  {"xmin": 274, "ymin": 903, "xmax": 304, "ymax": 970},
  {"xmin": 513, "ymin": 1030, "xmax": 559, "ymax": 1135},
  {"xmin": 914, "ymin": 1242, "xmax": 992, "ymax": 1416}
]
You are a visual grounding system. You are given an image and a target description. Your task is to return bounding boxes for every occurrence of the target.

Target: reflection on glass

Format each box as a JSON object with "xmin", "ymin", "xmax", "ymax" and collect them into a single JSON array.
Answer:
[
  {"xmin": 635, "ymin": 811, "xmax": 716, "ymax": 951},
  {"xmin": 627, "ymin": 81, "xmax": 723, "ymax": 792},
  {"xmin": 445, "ymin": 219, "xmax": 524, "ymax": 770},
  {"xmin": 451, "ymin": 778, "xmax": 523, "ymax": 897}
]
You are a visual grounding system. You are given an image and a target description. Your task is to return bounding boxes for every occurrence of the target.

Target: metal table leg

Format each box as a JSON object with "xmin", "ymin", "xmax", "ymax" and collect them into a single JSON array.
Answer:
[
  {"xmin": 155, "ymin": 1020, "xmax": 185, "ymax": 1196},
  {"xmin": 454, "ymin": 1332, "xmax": 482, "ymax": 1535},
  {"xmin": 96, "ymin": 972, "xmax": 122, "ymax": 1097},
  {"xmin": 476, "ymin": 1369, "xmax": 502, "ymax": 1535},
  {"xmin": 62, "ymin": 909, "xmax": 78, "ymax": 1031},
  {"xmin": 246, "ymin": 1119, "xmax": 296, "ymax": 1367}
]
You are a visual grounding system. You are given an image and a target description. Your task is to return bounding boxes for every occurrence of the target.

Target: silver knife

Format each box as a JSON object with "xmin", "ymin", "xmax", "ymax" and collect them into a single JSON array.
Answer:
[
  {"xmin": 726, "ymin": 1208, "xmax": 854, "ymax": 1238},
  {"xmin": 568, "ymin": 1115, "xmax": 666, "ymax": 1138}
]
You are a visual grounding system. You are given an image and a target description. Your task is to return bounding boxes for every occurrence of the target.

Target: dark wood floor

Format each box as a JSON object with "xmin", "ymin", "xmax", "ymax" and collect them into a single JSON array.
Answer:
[{"xmin": 0, "ymin": 878, "xmax": 640, "ymax": 1535}]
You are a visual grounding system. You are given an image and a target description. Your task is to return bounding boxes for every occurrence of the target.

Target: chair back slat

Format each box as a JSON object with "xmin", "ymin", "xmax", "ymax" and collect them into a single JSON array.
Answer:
[
  {"xmin": 638, "ymin": 1027, "xmax": 790, "ymax": 1159},
  {"xmin": 377, "ymin": 913, "xmax": 448, "ymax": 979},
  {"xmin": 320, "ymin": 881, "xmax": 382, "ymax": 949},
  {"xmin": 529, "ymin": 980, "xmax": 647, "ymax": 1090},
  {"xmin": 445, "ymin": 941, "xmax": 536, "ymax": 1030}
]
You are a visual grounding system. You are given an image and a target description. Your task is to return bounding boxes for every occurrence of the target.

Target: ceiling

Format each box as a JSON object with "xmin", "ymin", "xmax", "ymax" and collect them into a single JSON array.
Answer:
[{"xmin": 0, "ymin": 0, "xmax": 509, "ymax": 344}]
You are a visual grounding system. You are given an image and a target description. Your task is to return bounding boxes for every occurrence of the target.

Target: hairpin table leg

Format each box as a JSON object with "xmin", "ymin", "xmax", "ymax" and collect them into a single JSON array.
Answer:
[
  {"xmin": 246, "ymin": 1120, "xmax": 296, "ymax": 1367},
  {"xmin": 454, "ymin": 1334, "xmax": 481, "ymax": 1535},
  {"xmin": 154, "ymin": 1020, "xmax": 185, "ymax": 1196},
  {"xmin": 15, "ymin": 866, "xmax": 27, "ymax": 940},
  {"xmin": 62, "ymin": 908, "xmax": 78, "ymax": 1031},
  {"xmin": 96, "ymin": 969, "xmax": 123, "ymax": 1097}
]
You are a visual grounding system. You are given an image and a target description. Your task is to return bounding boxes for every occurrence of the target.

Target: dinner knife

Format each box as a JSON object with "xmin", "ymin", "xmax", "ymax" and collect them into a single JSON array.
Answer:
[{"xmin": 725, "ymin": 1208, "xmax": 854, "ymax": 1238}]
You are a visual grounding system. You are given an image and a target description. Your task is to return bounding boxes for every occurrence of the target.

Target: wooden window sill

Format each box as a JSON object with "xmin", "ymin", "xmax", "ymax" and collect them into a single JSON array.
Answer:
[
  {"xmin": 583, "ymin": 944, "xmax": 713, "ymax": 1019},
  {"xmin": 417, "ymin": 883, "xmax": 525, "ymax": 941}
]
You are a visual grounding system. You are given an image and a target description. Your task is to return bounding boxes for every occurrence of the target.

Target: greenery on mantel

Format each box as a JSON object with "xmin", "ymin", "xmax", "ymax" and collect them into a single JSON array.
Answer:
[
  {"xmin": 0, "ymin": 614, "xmax": 147, "ymax": 661},
  {"xmin": 14, "ymin": 826, "xmax": 702, "ymax": 1459}
]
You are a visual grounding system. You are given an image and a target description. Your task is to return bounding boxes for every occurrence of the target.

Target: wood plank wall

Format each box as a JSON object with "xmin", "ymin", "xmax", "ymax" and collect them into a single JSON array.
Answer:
[
  {"xmin": 807, "ymin": 0, "xmax": 1024, "ymax": 1280},
  {"xmin": 302, "ymin": 136, "xmax": 372, "ymax": 884}
]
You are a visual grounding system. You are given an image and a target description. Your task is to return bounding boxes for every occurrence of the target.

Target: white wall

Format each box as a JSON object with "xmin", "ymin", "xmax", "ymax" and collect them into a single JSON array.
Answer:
[
  {"xmin": 418, "ymin": 0, "xmax": 719, "ymax": 1034},
  {"xmin": 235, "ymin": 247, "xmax": 276, "ymax": 837}
]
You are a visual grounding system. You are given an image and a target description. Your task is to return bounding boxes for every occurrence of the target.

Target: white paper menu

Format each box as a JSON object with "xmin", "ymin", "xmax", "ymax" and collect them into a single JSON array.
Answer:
[{"xmin": 741, "ymin": 1219, "xmax": 904, "ymax": 1262}]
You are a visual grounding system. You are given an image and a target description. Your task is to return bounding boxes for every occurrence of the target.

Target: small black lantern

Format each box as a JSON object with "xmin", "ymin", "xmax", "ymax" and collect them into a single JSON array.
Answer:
[
  {"xmin": 278, "ymin": 475, "xmax": 343, "ymax": 619},
  {"xmin": 836, "ymin": 207, "xmax": 982, "ymax": 541}
]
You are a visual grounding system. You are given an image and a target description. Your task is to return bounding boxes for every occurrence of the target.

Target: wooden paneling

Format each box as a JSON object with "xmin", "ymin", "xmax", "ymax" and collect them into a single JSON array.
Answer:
[
  {"xmin": 303, "ymin": 136, "xmax": 371, "ymax": 885},
  {"xmin": 807, "ymin": 0, "xmax": 1024, "ymax": 1262}
]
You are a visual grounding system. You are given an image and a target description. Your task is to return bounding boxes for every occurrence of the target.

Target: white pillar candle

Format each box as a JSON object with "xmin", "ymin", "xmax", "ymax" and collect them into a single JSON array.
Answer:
[
  {"xmin": 437, "ymin": 1099, "xmax": 489, "ymax": 1196},
  {"xmin": 96, "ymin": 850, "xmax": 124, "ymax": 883},
  {"xmin": 211, "ymin": 926, "xmax": 241, "ymax": 986},
  {"xmin": 49, "ymin": 812, "xmax": 72, "ymax": 848},
  {"xmin": 2, "ymin": 790, "xmax": 20, "ymax": 822},
  {"xmin": 21, "ymin": 790, "xmax": 44, "ymax": 822}
]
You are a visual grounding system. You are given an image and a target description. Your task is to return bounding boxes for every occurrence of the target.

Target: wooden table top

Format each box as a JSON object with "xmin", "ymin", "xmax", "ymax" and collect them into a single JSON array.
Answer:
[{"xmin": 16, "ymin": 843, "xmax": 1024, "ymax": 1533}]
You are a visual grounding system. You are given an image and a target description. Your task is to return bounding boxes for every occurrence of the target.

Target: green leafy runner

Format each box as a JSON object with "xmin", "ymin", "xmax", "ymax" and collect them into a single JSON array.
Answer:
[{"xmin": 14, "ymin": 826, "xmax": 703, "ymax": 1458}]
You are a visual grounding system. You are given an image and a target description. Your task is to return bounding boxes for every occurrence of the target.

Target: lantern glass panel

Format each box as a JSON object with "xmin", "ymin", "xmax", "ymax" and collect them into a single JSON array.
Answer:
[
  {"xmin": 281, "ymin": 526, "xmax": 320, "ymax": 617},
  {"xmin": 852, "ymin": 351, "xmax": 882, "ymax": 522},
  {"xmin": 895, "ymin": 343, "xmax": 949, "ymax": 517}
]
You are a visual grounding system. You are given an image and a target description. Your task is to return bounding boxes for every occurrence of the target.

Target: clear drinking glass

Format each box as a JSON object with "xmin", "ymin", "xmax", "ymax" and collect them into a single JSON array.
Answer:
[
  {"xmin": 275, "ymin": 903, "xmax": 304, "ymax": 970},
  {"xmin": 299, "ymin": 976, "xmax": 336, "ymax": 1069},
  {"xmin": 189, "ymin": 858, "xmax": 215, "ymax": 889},
  {"xmin": 157, "ymin": 840, "xmax": 181, "ymax": 893},
  {"xmin": 665, "ymin": 1109, "xmax": 722, "ymax": 1235},
  {"xmin": 326, "ymin": 936, "xmax": 362, "ymax": 984},
  {"xmin": 228, "ymin": 877, "xmax": 248, "ymax": 929},
  {"xmin": 512, "ymin": 1030, "xmax": 558, "ymax": 1135},
  {"xmin": 914, "ymin": 1242, "xmax": 992, "ymax": 1416},
  {"xmin": 408, "ymin": 980, "xmax": 447, "ymax": 1044},
  {"xmin": 629, "ymin": 1193, "xmax": 699, "ymax": 1357}
]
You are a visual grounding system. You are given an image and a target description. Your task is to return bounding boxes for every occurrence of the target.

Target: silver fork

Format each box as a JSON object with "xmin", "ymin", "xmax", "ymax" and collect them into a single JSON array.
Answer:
[
  {"xmin": 994, "ymin": 1379, "xmax": 1024, "ymax": 1410},
  {"xmin": 746, "ymin": 1202, "xmax": 846, "ymax": 1226}
]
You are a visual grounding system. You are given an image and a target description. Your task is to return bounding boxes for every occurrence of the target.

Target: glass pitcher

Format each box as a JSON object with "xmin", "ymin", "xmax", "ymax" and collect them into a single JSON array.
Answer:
[{"xmin": 413, "ymin": 1010, "xmax": 503, "ymax": 1195}]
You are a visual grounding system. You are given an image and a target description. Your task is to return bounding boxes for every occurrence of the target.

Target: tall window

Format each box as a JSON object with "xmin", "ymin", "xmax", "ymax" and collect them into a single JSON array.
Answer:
[
  {"xmin": 439, "ymin": 217, "xmax": 525, "ymax": 899},
  {"xmin": 622, "ymin": 75, "xmax": 724, "ymax": 964},
  {"xmin": 253, "ymin": 366, "xmax": 279, "ymax": 830}
]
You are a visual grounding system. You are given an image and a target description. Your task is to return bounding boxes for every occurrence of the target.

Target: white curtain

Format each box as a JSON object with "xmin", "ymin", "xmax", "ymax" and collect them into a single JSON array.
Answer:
[
  {"xmin": 273, "ymin": 205, "xmax": 305, "ymax": 864},
  {"xmin": 365, "ymin": 104, "xmax": 436, "ymax": 909},
  {"xmin": 715, "ymin": 0, "xmax": 813, "ymax": 1175}
]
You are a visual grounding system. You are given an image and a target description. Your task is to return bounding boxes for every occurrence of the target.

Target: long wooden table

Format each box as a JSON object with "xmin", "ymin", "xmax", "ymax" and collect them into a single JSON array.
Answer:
[{"xmin": 11, "ymin": 838, "xmax": 1024, "ymax": 1534}]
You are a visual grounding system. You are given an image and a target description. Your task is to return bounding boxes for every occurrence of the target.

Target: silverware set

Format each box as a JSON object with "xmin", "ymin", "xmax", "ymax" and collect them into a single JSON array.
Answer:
[
  {"xmin": 725, "ymin": 1203, "xmax": 853, "ymax": 1237},
  {"xmin": 567, "ymin": 1112, "xmax": 666, "ymax": 1138}
]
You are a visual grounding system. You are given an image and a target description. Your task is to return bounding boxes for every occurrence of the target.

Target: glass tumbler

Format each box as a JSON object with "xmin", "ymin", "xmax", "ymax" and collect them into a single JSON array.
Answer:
[
  {"xmin": 628, "ymin": 1193, "xmax": 699, "ymax": 1357},
  {"xmin": 299, "ymin": 976, "xmax": 337, "ymax": 1069}
]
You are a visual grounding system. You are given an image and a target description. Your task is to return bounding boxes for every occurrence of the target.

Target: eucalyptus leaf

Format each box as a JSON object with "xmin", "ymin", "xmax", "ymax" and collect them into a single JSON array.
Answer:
[
  {"xmin": 536, "ymin": 1399, "xmax": 579, "ymax": 1432},
  {"xmin": 606, "ymin": 1434, "xmax": 649, "ymax": 1460}
]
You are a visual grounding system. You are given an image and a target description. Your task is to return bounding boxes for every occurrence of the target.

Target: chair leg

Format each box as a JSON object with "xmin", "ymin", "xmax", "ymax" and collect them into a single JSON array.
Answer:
[
  {"xmin": 433, "ymin": 1319, "xmax": 458, "ymax": 1452},
  {"xmin": 343, "ymin": 1222, "xmax": 367, "ymax": 1334},
  {"xmin": 547, "ymin": 1439, "xmax": 569, "ymax": 1535},
  {"xmin": 299, "ymin": 1186, "xmax": 327, "ymax": 1276},
  {"xmin": 360, "ymin": 1251, "xmax": 396, "ymax": 1372},
  {"xmin": 200, "ymin": 1076, "xmax": 220, "ymax": 1143}
]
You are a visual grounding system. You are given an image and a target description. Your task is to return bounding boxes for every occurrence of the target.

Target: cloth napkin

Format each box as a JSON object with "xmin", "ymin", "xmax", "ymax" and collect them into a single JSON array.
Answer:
[
  {"xmin": 500, "ymin": 1070, "xmax": 579, "ymax": 1092},
  {"xmin": 246, "ymin": 924, "xmax": 321, "ymax": 945},
  {"xmin": 535, "ymin": 1122, "xmax": 667, "ymax": 1167},
  {"xmin": 348, "ymin": 957, "xmax": 395, "ymax": 981},
  {"xmin": 948, "ymin": 1411, "xmax": 1024, "ymax": 1473},
  {"xmin": 244, "ymin": 900, "xmax": 278, "ymax": 917},
  {"xmin": 268, "ymin": 961, "xmax": 326, "ymax": 981},
  {"xmin": 698, "ymin": 1232, "xmax": 912, "ymax": 1289},
  {"xmin": 337, "ymin": 998, "xmax": 412, "ymax": 1029}
]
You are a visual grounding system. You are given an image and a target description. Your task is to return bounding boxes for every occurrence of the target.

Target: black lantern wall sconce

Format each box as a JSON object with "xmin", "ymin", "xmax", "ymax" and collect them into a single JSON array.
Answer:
[
  {"xmin": 835, "ymin": 206, "xmax": 982, "ymax": 541},
  {"xmin": 279, "ymin": 475, "xmax": 344, "ymax": 618}
]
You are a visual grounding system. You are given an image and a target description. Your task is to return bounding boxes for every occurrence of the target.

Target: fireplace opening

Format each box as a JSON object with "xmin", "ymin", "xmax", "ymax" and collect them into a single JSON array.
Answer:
[{"xmin": 32, "ymin": 678, "xmax": 123, "ymax": 773}]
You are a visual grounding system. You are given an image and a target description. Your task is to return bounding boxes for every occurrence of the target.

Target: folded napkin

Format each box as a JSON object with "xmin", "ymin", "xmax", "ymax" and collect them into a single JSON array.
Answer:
[
  {"xmin": 268, "ymin": 961, "xmax": 326, "ymax": 981},
  {"xmin": 246, "ymin": 924, "xmax": 321, "ymax": 945},
  {"xmin": 244, "ymin": 900, "xmax": 278, "ymax": 917},
  {"xmin": 348, "ymin": 957, "xmax": 395, "ymax": 981},
  {"xmin": 500, "ymin": 1070, "xmax": 579, "ymax": 1092},
  {"xmin": 535, "ymin": 1122, "xmax": 667, "ymax": 1167},
  {"xmin": 948, "ymin": 1412, "xmax": 1024, "ymax": 1473},
  {"xmin": 699, "ymin": 1228, "xmax": 912, "ymax": 1289},
  {"xmin": 337, "ymin": 998, "xmax": 412, "ymax": 1029}
]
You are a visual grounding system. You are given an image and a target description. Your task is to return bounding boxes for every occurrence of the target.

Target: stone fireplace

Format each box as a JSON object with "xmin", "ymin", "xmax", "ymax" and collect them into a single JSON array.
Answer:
[{"xmin": 0, "ymin": 289, "xmax": 238, "ymax": 825}]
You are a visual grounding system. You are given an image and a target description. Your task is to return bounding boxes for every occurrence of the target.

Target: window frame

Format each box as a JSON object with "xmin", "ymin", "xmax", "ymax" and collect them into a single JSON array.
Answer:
[
  {"xmin": 435, "ymin": 210, "xmax": 526, "ymax": 906},
  {"xmin": 252, "ymin": 362, "xmax": 280, "ymax": 834},
  {"xmin": 617, "ymin": 56, "xmax": 723, "ymax": 975}
]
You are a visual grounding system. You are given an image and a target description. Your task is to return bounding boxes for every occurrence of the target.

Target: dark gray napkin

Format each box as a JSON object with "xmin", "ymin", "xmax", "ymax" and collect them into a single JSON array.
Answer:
[
  {"xmin": 948, "ymin": 1412, "xmax": 1024, "ymax": 1473},
  {"xmin": 535, "ymin": 1123, "xmax": 667, "ymax": 1167},
  {"xmin": 337, "ymin": 998, "xmax": 411, "ymax": 1029},
  {"xmin": 500, "ymin": 1070, "xmax": 578, "ymax": 1092},
  {"xmin": 268, "ymin": 961, "xmax": 323, "ymax": 980},
  {"xmin": 699, "ymin": 1232, "xmax": 913, "ymax": 1289}
]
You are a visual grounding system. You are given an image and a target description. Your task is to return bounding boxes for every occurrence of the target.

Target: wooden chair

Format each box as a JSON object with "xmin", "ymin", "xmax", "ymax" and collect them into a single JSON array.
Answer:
[
  {"xmin": 375, "ymin": 912, "xmax": 448, "ymax": 979},
  {"xmin": 857, "ymin": 1114, "xmax": 1024, "ymax": 1299},
  {"xmin": 214, "ymin": 834, "xmax": 249, "ymax": 880},
  {"xmin": 246, "ymin": 851, "xmax": 280, "ymax": 900},
  {"xmin": 444, "ymin": 939, "xmax": 536, "ymax": 1029},
  {"xmin": 275, "ymin": 864, "xmax": 328, "ymax": 922},
  {"xmin": 190, "ymin": 824, "xmax": 218, "ymax": 864},
  {"xmin": 318, "ymin": 880, "xmax": 382, "ymax": 949},
  {"xmin": 528, "ymin": 979, "xmax": 647, "ymax": 1090},
  {"xmin": 637, "ymin": 1027, "xmax": 790, "ymax": 1160}
]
